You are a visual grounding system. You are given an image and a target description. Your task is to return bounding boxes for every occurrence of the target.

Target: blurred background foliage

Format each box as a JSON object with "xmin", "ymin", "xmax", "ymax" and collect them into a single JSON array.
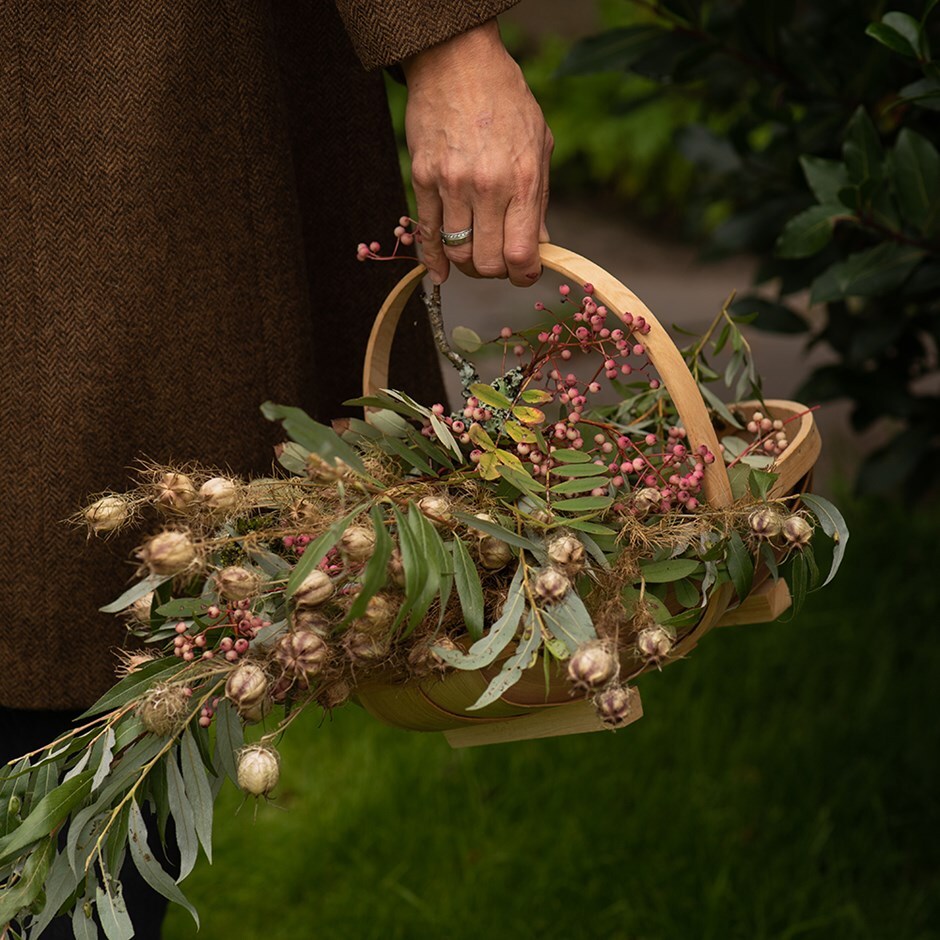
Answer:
[{"xmin": 388, "ymin": 0, "xmax": 940, "ymax": 500}]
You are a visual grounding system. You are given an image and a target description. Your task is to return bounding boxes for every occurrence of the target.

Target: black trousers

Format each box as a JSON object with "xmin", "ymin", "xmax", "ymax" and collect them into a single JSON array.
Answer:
[{"xmin": 1, "ymin": 707, "xmax": 173, "ymax": 939}]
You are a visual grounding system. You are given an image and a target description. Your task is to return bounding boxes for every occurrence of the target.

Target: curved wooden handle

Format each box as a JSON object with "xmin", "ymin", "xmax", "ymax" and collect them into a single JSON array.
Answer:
[{"xmin": 363, "ymin": 244, "xmax": 733, "ymax": 507}]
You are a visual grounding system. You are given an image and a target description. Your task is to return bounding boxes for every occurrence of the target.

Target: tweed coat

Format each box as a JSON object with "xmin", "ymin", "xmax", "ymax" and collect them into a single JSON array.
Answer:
[{"xmin": 0, "ymin": 0, "xmax": 516, "ymax": 710}]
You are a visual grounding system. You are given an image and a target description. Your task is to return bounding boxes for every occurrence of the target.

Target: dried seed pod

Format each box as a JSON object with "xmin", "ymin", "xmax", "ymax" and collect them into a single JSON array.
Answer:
[
  {"xmin": 359, "ymin": 594, "xmax": 396, "ymax": 632},
  {"xmin": 224, "ymin": 662, "xmax": 268, "ymax": 713},
  {"xmin": 344, "ymin": 630, "xmax": 391, "ymax": 665},
  {"xmin": 214, "ymin": 566, "xmax": 262, "ymax": 602},
  {"xmin": 290, "ymin": 607, "xmax": 332, "ymax": 636},
  {"xmin": 533, "ymin": 567, "xmax": 571, "ymax": 605},
  {"xmin": 238, "ymin": 695, "xmax": 273, "ymax": 725},
  {"xmin": 140, "ymin": 531, "xmax": 197, "ymax": 576},
  {"xmin": 567, "ymin": 642, "xmax": 618, "ymax": 691},
  {"xmin": 275, "ymin": 630, "xmax": 330, "ymax": 683},
  {"xmin": 305, "ymin": 453, "xmax": 349, "ymax": 482},
  {"xmin": 594, "ymin": 685, "xmax": 636, "ymax": 728},
  {"xmin": 199, "ymin": 477, "xmax": 239, "ymax": 512},
  {"xmin": 293, "ymin": 569, "xmax": 334, "ymax": 608},
  {"xmin": 127, "ymin": 591, "xmax": 155, "ymax": 624},
  {"xmin": 154, "ymin": 472, "xmax": 196, "ymax": 513},
  {"xmin": 636, "ymin": 625, "xmax": 674, "ymax": 663},
  {"xmin": 749, "ymin": 507, "xmax": 784, "ymax": 539},
  {"xmin": 236, "ymin": 744, "xmax": 280, "ymax": 796},
  {"xmin": 478, "ymin": 536, "xmax": 514, "ymax": 570},
  {"xmin": 84, "ymin": 495, "xmax": 129, "ymax": 533},
  {"xmin": 339, "ymin": 525, "xmax": 376, "ymax": 563},
  {"xmin": 782, "ymin": 514, "xmax": 813, "ymax": 547},
  {"xmin": 317, "ymin": 679, "xmax": 352, "ymax": 711},
  {"xmin": 633, "ymin": 487, "xmax": 663, "ymax": 515},
  {"xmin": 288, "ymin": 497, "xmax": 319, "ymax": 527},
  {"xmin": 547, "ymin": 535, "xmax": 586, "ymax": 576},
  {"xmin": 407, "ymin": 635, "xmax": 459, "ymax": 678},
  {"xmin": 417, "ymin": 495, "xmax": 453, "ymax": 526},
  {"xmin": 138, "ymin": 682, "xmax": 190, "ymax": 736},
  {"xmin": 116, "ymin": 649, "xmax": 161, "ymax": 678},
  {"xmin": 387, "ymin": 548, "xmax": 406, "ymax": 588}
]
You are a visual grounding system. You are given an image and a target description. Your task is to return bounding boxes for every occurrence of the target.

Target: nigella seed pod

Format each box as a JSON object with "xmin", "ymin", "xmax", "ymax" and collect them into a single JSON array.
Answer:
[
  {"xmin": 567, "ymin": 642, "xmax": 618, "ymax": 691},
  {"xmin": 224, "ymin": 662, "xmax": 268, "ymax": 712},
  {"xmin": 199, "ymin": 477, "xmax": 239, "ymax": 512},
  {"xmin": 478, "ymin": 536, "xmax": 514, "ymax": 570},
  {"xmin": 547, "ymin": 535, "xmax": 586, "ymax": 576},
  {"xmin": 84, "ymin": 495, "xmax": 129, "ymax": 533},
  {"xmin": 339, "ymin": 525, "xmax": 376, "ymax": 563},
  {"xmin": 290, "ymin": 607, "xmax": 332, "ymax": 636},
  {"xmin": 317, "ymin": 679, "xmax": 351, "ymax": 711},
  {"xmin": 238, "ymin": 695, "xmax": 273, "ymax": 725},
  {"xmin": 305, "ymin": 452, "xmax": 349, "ymax": 482},
  {"xmin": 275, "ymin": 629, "xmax": 330, "ymax": 682},
  {"xmin": 636, "ymin": 626, "xmax": 674, "ymax": 663},
  {"xmin": 533, "ymin": 567, "xmax": 571, "ymax": 605},
  {"xmin": 594, "ymin": 685, "xmax": 636, "ymax": 728},
  {"xmin": 214, "ymin": 566, "xmax": 262, "ymax": 602},
  {"xmin": 749, "ymin": 507, "xmax": 784, "ymax": 539},
  {"xmin": 387, "ymin": 548, "xmax": 406, "ymax": 588},
  {"xmin": 417, "ymin": 495, "xmax": 453, "ymax": 527},
  {"xmin": 116, "ymin": 649, "xmax": 161, "ymax": 678},
  {"xmin": 360, "ymin": 594, "xmax": 396, "ymax": 631},
  {"xmin": 633, "ymin": 487, "xmax": 663, "ymax": 515},
  {"xmin": 407, "ymin": 635, "xmax": 459, "ymax": 678},
  {"xmin": 236, "ymin": 744, "xmax": 280, "ymax": 797},
  {"xmin": 293, "ymin": 570, "xmax": 334, "ymax": 608},
  {"xmin": 154, "ymin": 472, "xmax": 196, "ymax": 513},
  {"xmin": 138, "ymin": 683, "xmax": 190, "ymax": 737},
  {"xmin": 782, "ymin": 514, "xmax": 814, "ymax": 547},
  {"xmin": 127, "ymin": 591, "xmax": 155, "ymax": 623},
  {"xmin": 140, "ymin": 531, "xmax": 197, "ymax": 576},
  {"xmin": 344, "ymin": 630, "xmax": 391, "ymax": 665}
]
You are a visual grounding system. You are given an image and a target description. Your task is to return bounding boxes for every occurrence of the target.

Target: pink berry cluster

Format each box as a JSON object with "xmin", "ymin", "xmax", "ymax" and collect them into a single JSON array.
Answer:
[
  {"xmin": 356, "ymin": 216, "xmax": 417, "ymax": 262},
  {"xmin": 744, "ymin": 409, "xmax": 790, "ymax": 458},
  {"xmin": 171, "ymin": 600, "xmax": 271, "ymax": 664},
  {"xmin": 198, "ymin": 695, "xmax": 222, "ymax": 729},
  {"xmin": 282, "ymin": 534, "xmax": 313, "ymax": 556}
]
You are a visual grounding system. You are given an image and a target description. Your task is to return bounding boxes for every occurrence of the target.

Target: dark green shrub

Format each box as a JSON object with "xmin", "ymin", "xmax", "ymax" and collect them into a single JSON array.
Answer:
[{"xmin": 562, "ymin": 0, "xmax": 940, "ymax": 498}]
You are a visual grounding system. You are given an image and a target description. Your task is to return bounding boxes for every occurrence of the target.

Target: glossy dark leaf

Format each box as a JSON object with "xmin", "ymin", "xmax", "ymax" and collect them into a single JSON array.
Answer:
[
  {"xmin": 799, "ymin": 493, "xmax": 850, "ymax": 585},
  {"xmin": 810, "ymin": 243, "xmax": 924, "ymax": 303},
  {"xmin": 557, "ymin": 25, "xmax": 672, "ymax": 76},
  {"xmin": 800, "ymin": 155, "xmax": 850, "ymax": 205},
  {"xmin": 726, "ymin": 530, "xmax": 755, "ymax": 601},
  {"xmin": 639, "ymin": 558, "xmax": 703, "ymax": 583},
  {"xmin": 893, "ymin": 129, "xmax": 940, "ymax": 234},
  {"xmin": 775, "ymin": 205, "xmax": 842, "ymax": 258}
]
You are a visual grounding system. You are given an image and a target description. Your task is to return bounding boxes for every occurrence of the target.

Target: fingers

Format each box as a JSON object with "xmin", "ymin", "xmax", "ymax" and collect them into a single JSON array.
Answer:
[{"xmin": 412, "ymin": 169, "xmax": 449, "ymax": 285}]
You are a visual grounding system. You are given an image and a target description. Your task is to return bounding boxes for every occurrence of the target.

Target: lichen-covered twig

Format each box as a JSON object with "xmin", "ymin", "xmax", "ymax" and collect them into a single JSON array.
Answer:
[{"xmin": 422, "ymin": 285, "xmax": 480, "ymax": 394}]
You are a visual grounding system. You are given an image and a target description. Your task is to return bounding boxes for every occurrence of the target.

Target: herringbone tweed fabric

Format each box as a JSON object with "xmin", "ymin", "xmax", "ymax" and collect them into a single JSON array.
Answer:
[
  {"xmin": 336, "ymin": 0, "xmax": 517, "ymax": 69},
  {"xmin": 0, "ymin": 0, "xmax": 509, "ymax": 710}
]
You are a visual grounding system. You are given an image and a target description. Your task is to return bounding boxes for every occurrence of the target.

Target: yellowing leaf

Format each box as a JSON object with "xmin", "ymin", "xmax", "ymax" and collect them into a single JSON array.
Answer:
[{"xmin": 512, "ymin": 405, "xmax": 546, "ymax": 426}]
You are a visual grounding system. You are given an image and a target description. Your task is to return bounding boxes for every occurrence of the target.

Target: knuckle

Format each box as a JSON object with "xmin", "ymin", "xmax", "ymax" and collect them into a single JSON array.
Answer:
[{"xmin": 505, "ymin": 244, "xmax": 537, "ymax": 268}]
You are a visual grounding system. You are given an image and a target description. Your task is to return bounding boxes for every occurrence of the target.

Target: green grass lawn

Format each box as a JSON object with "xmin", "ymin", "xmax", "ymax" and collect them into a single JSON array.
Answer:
[{"xmin": 163, "ymin": 499, "xmax": 939, "ymax": 940}]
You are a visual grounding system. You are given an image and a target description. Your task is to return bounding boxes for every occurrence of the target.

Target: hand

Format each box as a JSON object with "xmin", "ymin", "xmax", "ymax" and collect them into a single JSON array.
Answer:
[{"xmin": 402, "ymin": 20, "xmax": 553, "ymax": 287}]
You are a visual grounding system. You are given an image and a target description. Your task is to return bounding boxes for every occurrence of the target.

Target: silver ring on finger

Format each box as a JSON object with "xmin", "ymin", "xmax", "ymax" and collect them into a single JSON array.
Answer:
[{"xmin": 440, "ymin": 226, "xmax": 473, "ymax": 247}]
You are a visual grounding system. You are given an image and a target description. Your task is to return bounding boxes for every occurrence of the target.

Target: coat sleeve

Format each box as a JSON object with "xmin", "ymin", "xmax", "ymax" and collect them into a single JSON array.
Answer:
[{"xmin": 334, "ymin": 0, "xmax": 519, "ymax": 70}]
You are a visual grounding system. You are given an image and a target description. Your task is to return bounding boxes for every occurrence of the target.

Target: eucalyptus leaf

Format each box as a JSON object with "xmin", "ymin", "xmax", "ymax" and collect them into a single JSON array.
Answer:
[
  {"xmin": 0, "ymin": 835, "xmax": 54, "ymax": 925},
  {"xmin": 550, "ymin": 448, "xmax": 593, "ymax": 463},
  {"xmin": 726, "ymin": 530, "xmax": 755, "ymax": 601},
  {"xmin": 127, "ymin": 800, "xmax": 200, "ymax": 928},
  {"xmin": 99, "ymin": 574, "xmax": 172, "ymax": 615},
  {"xmin": 550, "ymin": 476, "xmax": 610, "ymax": 494},
  {"xmin": 180, "ymin": 731, "xmax": 214, "ymax": 864},
  {"xmin": 799, "ymin": 493, "xmax": 850, "ymax": 586},
  {"xmin": 550, "ymin": 463, "xmax": 611, "ymax": 478},
  {"xmin": 553, "ymin": 495, "xmax": 613, "ymax": 513},
  {"xmin": 213, "ymin": 700, "xmax": 243, "ymax": 787},
  {"xmin": 91, "ymin": 729, "xmax": 116, "ymax": 792},
  {"xmin": 0, "ymin": 771, "xmax": 93, "ymax": 867},
  {"xmin": 260, "ymin": 401, "xmax": 367, "ymax": 476},
  {"xmin": 96, "ymin": 881, "xmax": 134, "ymax": 940},
  {"xmin": 638, "ymin": 559, "xmax": 702, "ymax": 583},
  {"xmin": 451, "ymin": 326, "xmax": 482, "ymax": 353},
  {"xmin": 72, "ymin": 899, "xmax": 99, "ymax": 940},
  {"xmin": 453, "ymin": 512, "xmax": 539, "ymax": 553},
  {"xmin": 29, "ymin": 846, "xmax": 82, "ymax": 937},
  {"xmin": 451, "ymin": 536, "xmax": 485, "ymax": 640},
  {"xmin": 468, "ymin": 612, "xmax": 543, "ymax": 711},
  {"xmin": 541, "ymin": 592, "xmax": 598, "ymax": 653},
  {"xmin": 165, "ymin": 753, "xmax": 198, "ymax": 881},
  {"xmin": 434, "ymin": 565, "xmax": 525, "ymax": 670}
]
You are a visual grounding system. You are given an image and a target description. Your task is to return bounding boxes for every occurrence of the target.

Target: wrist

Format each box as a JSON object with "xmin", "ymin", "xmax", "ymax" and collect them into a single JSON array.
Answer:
[{"xmin": 402, "ymin": 19, "xmax": 507, "ymax": 86}]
